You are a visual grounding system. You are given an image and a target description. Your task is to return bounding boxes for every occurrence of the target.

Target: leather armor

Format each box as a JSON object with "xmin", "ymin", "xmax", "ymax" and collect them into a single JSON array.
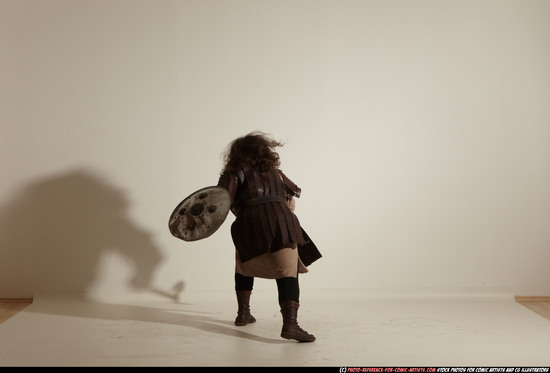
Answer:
[{"xmin": 217, "ymin": 166, "xmax": 320, "ymax": 264}]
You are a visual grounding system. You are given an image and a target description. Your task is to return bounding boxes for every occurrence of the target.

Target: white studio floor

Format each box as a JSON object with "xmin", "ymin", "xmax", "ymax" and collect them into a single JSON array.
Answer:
[{"xmin": 1, "ymin": 288, "xmax": 550, "ymax": 367}]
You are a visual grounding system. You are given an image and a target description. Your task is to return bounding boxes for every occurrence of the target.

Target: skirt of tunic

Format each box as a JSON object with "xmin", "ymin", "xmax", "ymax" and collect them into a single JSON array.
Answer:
[{"xmin": 235, "ymin": 244, "xmax": 308, "ymax": 279}]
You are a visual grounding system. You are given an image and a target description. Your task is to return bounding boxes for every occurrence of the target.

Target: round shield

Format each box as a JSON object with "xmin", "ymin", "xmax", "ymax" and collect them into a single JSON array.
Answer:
[{"xmin": 168, "ymin": 186, "xmax": 231, "ymax": 242}]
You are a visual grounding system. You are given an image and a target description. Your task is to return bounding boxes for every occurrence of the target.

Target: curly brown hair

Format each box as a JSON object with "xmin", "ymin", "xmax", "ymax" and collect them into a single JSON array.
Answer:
[{"xmin": 221, "ymin": 131, "xmax": 284, "ymax": 174}]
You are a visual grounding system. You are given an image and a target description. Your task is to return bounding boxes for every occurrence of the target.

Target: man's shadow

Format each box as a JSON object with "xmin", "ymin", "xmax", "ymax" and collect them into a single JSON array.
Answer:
[
  {"xmin": 0, "ymin": 169, "xmax": 164, "ymax": 295},
  {"xmin": 24, "ymin": 295, "xmax": 287, "ymax": 344},
  {"xmin": 0, "ymin": 169, "xmax": 284, "ymax": 343}
]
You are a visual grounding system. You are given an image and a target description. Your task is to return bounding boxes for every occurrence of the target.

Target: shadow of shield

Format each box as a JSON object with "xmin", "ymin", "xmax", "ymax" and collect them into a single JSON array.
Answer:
[{"xmin": 0, "ymin": 169, "xmax": 165, "ymax": 297}]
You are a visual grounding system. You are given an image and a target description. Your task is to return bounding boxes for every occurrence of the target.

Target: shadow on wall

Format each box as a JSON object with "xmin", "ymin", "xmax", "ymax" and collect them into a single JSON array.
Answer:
[{"xmin": 0, "ymin": 169, "xmax": 174, "ymax": 299}]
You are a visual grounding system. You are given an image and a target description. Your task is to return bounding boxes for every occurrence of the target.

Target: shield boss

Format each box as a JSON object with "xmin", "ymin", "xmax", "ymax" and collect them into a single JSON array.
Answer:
[{"xmin": 169, "ymin": 186, "xmax": 231, "ymax": 242}]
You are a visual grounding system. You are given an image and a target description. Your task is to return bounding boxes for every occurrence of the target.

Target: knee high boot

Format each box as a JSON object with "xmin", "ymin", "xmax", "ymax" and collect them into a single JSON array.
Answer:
[
  {"xmin": 235, "ymin": 290, "xmax": 256, "ymax": 326},
  {"xmin": 279, "ymin": 300, "xmax": 315, "ymax": 342}
]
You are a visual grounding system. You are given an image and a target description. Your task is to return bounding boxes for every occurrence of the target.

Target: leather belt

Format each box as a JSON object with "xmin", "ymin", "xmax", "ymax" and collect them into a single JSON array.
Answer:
[{"xmin": 243, "ymin": 195, "xmax": 286, "ymax": 207}]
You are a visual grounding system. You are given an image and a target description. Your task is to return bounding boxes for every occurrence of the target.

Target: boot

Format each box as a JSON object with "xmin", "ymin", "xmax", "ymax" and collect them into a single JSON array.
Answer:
[
  {"xmin": 234, "ymin": 290, "xmax": 256, "ymax": 326},
  {"xmin": 279, "ymin": 300, "xmax": 315, "ymax": 342}
]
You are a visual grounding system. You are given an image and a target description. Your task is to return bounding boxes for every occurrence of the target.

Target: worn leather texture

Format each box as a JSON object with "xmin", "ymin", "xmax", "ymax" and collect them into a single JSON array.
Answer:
[{"xmin": 217, "ymin": 166, "xmax": 321, "ymax": 265}]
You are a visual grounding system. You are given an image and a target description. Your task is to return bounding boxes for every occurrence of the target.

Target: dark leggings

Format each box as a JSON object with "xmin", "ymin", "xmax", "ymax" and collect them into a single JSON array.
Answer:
[{"xmin": 234, "ymin": 273, "xmax": 300, "ymax": 303}]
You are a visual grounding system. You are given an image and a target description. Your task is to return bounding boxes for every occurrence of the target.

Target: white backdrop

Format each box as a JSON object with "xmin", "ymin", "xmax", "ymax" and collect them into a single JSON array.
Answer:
[{"xmin": 1, "ymin": 0, "xmax": 549, "ymax": 299}]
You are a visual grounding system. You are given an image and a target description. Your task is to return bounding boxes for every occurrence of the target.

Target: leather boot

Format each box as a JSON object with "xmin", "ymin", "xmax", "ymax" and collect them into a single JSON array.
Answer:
[
  {"xmin": 279, "ymin": 300, "xmax": 315, "ymax": 342},
  {"xmin": 234, "ymin": 290, "xmax": 256, "ymax": 326}
]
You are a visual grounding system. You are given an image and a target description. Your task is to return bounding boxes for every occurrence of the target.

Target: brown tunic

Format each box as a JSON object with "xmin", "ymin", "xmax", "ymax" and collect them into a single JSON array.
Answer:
[{"xmin": 217, "ymin": 166, "xmax": 311, "ymax": 278}]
